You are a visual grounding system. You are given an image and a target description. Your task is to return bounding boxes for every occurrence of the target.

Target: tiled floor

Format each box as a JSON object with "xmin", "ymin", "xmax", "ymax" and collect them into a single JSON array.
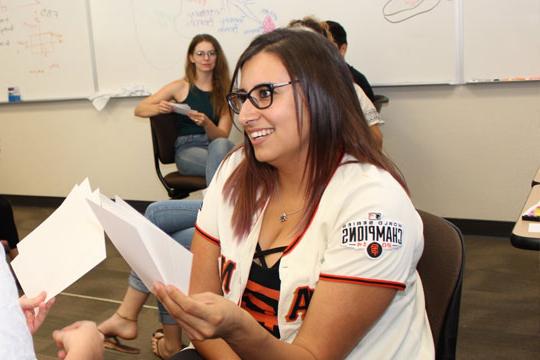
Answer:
[{"xmin": 8, "ymin": 204, "xmax": 540, "ymax": 359}]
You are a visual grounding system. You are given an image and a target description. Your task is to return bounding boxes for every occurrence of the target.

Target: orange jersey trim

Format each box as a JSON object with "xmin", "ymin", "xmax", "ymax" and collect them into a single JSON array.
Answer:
[
  {"xmin": 283, "ymin": 154, "xmax": 344, "ymax": 256},
  {"xmin": 320, "ymin": 273, "xmax": 406, "ymax": 291},
  {"xmin": 195, "ymin": 225, "xmax": 220, "ymax": 247}
]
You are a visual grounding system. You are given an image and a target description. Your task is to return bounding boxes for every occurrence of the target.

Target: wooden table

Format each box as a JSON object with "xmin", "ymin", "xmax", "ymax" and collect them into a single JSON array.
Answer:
[{"xmin": 511, "ymin": 185, "xmax": 540, "ymax": 250}]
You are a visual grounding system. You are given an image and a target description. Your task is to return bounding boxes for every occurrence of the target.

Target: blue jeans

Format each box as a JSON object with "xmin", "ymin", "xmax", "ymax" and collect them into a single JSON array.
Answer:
[
  {"xmin": 175, "ymin": 134, "xmax": 234, "ymax": 185},
  {"xmin": 128, "ymin": 200, "xmax": 202, "ymax": 325}
]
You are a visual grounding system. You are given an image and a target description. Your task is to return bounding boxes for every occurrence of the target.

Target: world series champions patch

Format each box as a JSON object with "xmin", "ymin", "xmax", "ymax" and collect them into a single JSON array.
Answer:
[{"xmin": 341, "ymin": 212, "xmax": 404, "ymax": 259}]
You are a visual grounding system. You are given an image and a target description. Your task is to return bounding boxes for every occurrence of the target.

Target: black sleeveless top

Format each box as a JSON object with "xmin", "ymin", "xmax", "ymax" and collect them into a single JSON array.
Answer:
[
  {"xmin": 241, "ymin": 243, "xmax": 287, "ymax": 339},
  {"xmin": 175, "ymin": 85, "xmax": 218, "ymax": 136}
]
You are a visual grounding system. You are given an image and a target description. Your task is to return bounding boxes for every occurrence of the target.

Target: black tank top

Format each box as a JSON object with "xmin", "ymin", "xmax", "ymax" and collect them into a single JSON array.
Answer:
[
  {"xmin": 175, "ymin": 85, "xmax": 218, "ymax": 136},
  {"xmin": 241, "ymin": 243, "xmax": 287, "ymax": 339}
]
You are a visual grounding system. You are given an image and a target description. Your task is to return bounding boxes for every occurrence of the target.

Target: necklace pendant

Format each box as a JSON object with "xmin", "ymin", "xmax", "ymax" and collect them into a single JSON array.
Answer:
[{"xmin": 279, "ymin": 212, "xmax": 288, "ymax": 223}]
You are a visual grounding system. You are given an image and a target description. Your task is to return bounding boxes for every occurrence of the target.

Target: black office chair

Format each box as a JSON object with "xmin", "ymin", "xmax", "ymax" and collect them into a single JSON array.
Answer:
[
  {"xmin": 372, "ymin": 94, "xmax": 389, "ymax": 113},
  {"xmin": 149, "ymin": 113, "xmax": 206, "ymax": 199},
  {"xmin": 417, "ymin": 210, "xmax": 464, "ymax": 360}
]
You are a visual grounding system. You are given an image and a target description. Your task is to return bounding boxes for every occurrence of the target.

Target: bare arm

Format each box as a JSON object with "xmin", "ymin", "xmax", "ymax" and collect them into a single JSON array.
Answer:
[
  {"xmin": 221, "ymin": 280, "xmax": 396, "ymax": 360},
  {"xmin": 157, "ymin": 270, "xmax": 396, "ymax": 360},
  {"xmin": 186, "ymin": 232, "xmax": 240, "ymax": 360},
  {"xmin": 134, "ymin": 80, "xmax": 189, "ymax": 118},
  {"xmin": 370, "ymin": 124, "xmax": 383, "ymax": 150}
]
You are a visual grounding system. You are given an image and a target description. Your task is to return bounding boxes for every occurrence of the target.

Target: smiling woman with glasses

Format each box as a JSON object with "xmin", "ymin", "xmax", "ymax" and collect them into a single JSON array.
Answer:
[{"xmin": 154, "ymin": 29, "xmax": 434, "ymax": 360}]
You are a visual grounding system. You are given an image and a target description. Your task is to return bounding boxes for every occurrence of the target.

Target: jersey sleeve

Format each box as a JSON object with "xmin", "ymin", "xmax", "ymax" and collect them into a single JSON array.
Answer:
[
  {"xmin": 319, "ymin": 170, "xmax": 422, "ymax": 291},
  {"xmin": 354, "ymin": 84, "xmax": 384, "ymax": 126},
  {"xmin": 196, "ymin": 149, "xmax": 243, "ymax": 246}
]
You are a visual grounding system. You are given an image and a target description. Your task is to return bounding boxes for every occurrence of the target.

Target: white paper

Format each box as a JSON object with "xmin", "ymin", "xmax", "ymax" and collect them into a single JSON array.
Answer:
[
  {"xmin": 87, "ymin": 195, "xmax": 192, "ymax": 293},
  {"xmin": 11, "ymin": 178, "xmax": 191, "ymax": 302},
  {"xmin": 11, "ymin": 179, "xmax": 106, "ymax": 301},
  {"xmin": 528, "ymin": 223, "xmax": 540, "ymax": 233},
  {"xmin": 170, "ymin": 102, "xmax": 192, "ymax": 115}
]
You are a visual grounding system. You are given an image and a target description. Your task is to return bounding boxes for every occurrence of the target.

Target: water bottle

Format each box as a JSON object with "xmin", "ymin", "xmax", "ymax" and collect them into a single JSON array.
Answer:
[{"xmin": 8, "ymin": 87, "xmax": 21, "ymax": 102}]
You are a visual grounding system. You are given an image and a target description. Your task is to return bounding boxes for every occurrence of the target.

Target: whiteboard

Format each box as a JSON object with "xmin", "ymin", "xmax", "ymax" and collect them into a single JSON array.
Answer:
[
  {"xmin": 464, "ymin": 0, "xmax": 540, "ymax": 82},
  {"xmin": 0, "ymin": 0, "xmax": 95, "ymax": 102},
  {"xmin": 90, "ymin": 0, "xmax": 458, "ymax": 94}
]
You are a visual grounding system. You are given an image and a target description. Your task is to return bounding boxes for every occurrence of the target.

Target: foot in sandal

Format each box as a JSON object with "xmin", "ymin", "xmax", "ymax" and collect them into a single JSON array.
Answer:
[
  {"xmin": 98, "ymin": 312, "xmax": 140, "ymax": 354},
  {"xmin": 152, "ymin": 328, "xmax": 182, "ymax": 359}
]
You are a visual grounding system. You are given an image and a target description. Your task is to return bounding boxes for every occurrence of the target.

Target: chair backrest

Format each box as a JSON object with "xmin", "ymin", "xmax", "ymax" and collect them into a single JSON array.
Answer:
[
  {"xmin": 148, "ymin": 113, "xmax": 206, "ymax": 199},
  {"xmin": 150, "ymin": 113, "xmax": 179, "ymax": 164},
  {"xmin": 372, "ymin": 94, "xmax": 389, "ymax": 113},
  {"xmin": 417, "ymin": 210, "xmax": 464, "ymax": 360}
]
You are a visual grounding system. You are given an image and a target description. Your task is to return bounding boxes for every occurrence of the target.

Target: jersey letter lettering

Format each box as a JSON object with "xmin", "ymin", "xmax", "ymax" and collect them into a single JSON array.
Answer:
[
  {"xmin": 220, "ymin": 255, "xmax": 237, "ymax": 294},
  {"xmin": 286, "ymin": 286, "xmax": 314, "ymax": 322}
]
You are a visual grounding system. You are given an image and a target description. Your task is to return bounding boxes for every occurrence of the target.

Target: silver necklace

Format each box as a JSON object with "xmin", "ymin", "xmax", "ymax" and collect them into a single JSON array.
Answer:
[
  {"xmin": 276, "ymin": 186, "xmax": 303, "ymax": 223},
  {"xmin": 279, "ymin": 208, "xmax": 303, "ymax": 223}
]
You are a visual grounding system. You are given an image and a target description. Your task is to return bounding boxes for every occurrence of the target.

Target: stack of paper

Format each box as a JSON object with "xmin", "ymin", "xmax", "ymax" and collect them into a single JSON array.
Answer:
[
  {"xmin": 12, "ymin": 179, "xmax": 193, "ymax": 302},
  {"xmin": 86, "ymin": 195, "xmax": 192, "ymax": 293},
  {"xmin": 11, "ymin": 179, "xmax": 106, "ymax": 301}
]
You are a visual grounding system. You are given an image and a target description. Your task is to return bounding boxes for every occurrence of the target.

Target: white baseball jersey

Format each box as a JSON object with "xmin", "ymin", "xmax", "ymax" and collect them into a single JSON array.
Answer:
[{"xmin": 196, "ymin": 150, "xmax": 434, "ymax": 359}]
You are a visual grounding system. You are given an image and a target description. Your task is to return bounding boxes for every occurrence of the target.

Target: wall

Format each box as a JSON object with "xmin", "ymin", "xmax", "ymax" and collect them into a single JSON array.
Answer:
[
  {"xmin": 0, "ymin": 82, "xmax": 538, "ymax": 221},
  {"xmin": 381, "ymin": 82, "xmax": 539, "ymax": 221}
]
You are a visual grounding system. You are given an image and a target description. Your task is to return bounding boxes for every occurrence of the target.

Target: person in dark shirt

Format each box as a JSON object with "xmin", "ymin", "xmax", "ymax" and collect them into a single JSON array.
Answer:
[
  {"xmin": 326, "ymin": 20, "xmax": 376, "ymax": 103},
  {"xmin": 0, "ymin": 195, "xmax": 19, "ymax": 261}
]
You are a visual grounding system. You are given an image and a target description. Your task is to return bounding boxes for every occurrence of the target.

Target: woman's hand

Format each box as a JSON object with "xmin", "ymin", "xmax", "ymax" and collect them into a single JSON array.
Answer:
[
  {"xmin": 52, "ymin": 321, "xmax": 104, "ymax": 360},
  {"xmin": 187, "ymin": 111, "xmax": 210, "ymax": 127},
  {"xmin": 158, "ymin": 100, "xmax": 174, "ymax": 114},
  {"xmin": 154, "ymin": 283, "xmax": 243, "ymax": 342},
  {"xmin": 19, "ymin": 291, "xmax": 55, "ymax": 334}
]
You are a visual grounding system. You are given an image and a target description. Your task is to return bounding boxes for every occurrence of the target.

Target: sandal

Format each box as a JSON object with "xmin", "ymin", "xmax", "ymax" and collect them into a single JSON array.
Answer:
[
  {"xmin": 103, "ymin": 335, "xmax": 141, "ymax": 354},
  {"xmin": 152, "ymin": 328, "xmax": 183, "ymax": 359},
  {"xmin": 152, "ymin": 329, "xmax": 166, "ymax": 359},
  {"xmin": 101, "ymin": 312, "xmax": 140, "ymax": 354}
]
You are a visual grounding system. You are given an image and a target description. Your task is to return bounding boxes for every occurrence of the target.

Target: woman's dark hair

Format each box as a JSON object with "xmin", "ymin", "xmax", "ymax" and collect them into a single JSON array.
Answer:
[
  {"xmin": 224, "ymin": 29, "xmax": 407, "ymax": 238},
  {"xmin": 185, "ymin": 34, "xmax": 231, "ymax": 117}
]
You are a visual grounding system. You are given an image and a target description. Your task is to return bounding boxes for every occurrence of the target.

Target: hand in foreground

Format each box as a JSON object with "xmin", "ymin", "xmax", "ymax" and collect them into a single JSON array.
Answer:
[
  {"xmin": 19, "ymin": 292, "xmax": 55, "ymax": 334},
  {"xmin": 154, "ymin": 283, "xmax": 243, "ymax": 341},
  {"xmin": 158, "ymin": 100, "xmax": 174, "ymax": 114},
  {"xmin": 52, "ymin": 321, "xmax": 104, "ymax": 360},
  {"xmin": 187, "ymin": 111, "xmax": 209, "ymax": 127}
]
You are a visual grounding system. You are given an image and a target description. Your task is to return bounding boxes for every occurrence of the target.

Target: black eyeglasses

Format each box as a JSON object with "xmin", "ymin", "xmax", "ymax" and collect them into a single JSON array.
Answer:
[{"xmin": 226, "ymin": 81, "xmax": 297, "ymax": 114}]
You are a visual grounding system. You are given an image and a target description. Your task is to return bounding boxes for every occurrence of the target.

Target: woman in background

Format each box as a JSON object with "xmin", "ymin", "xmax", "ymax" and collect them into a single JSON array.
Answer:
[
  {"xmin": 98, "ymin": 34, "xmax": 234, "ymax": 359},
  {"xmin": 134, "ymin": 33, "xmax": 234, "ymax": 185}
]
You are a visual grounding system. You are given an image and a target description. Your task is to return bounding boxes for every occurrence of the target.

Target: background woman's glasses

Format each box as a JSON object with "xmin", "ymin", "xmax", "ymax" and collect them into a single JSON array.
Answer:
[{"xmin": 194, "ymin": 50, "xmax": 217, "ymax": 58}]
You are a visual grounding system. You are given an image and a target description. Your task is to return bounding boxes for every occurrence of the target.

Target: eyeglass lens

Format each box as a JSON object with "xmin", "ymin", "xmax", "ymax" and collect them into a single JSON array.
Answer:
[
  {"xmin": 227, "ymin": 83, "xmax": 279, "ymax": 114},
  {"xmin": 194, "ymin": 50, "xmax": 217, "ymax": 57}
]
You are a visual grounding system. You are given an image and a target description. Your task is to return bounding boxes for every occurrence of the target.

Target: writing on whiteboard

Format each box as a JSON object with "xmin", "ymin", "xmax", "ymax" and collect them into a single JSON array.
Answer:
[
  {"xmin": 0, "ymin": 0, "xmax": 65, "ymax": 75},
  {"xmin": 383, "ymin": 0, "xmax": 444, "ymax": 24},
  {"xmin": 130, "ymin": 0, "xmax": 277, "ymax": 70}
]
